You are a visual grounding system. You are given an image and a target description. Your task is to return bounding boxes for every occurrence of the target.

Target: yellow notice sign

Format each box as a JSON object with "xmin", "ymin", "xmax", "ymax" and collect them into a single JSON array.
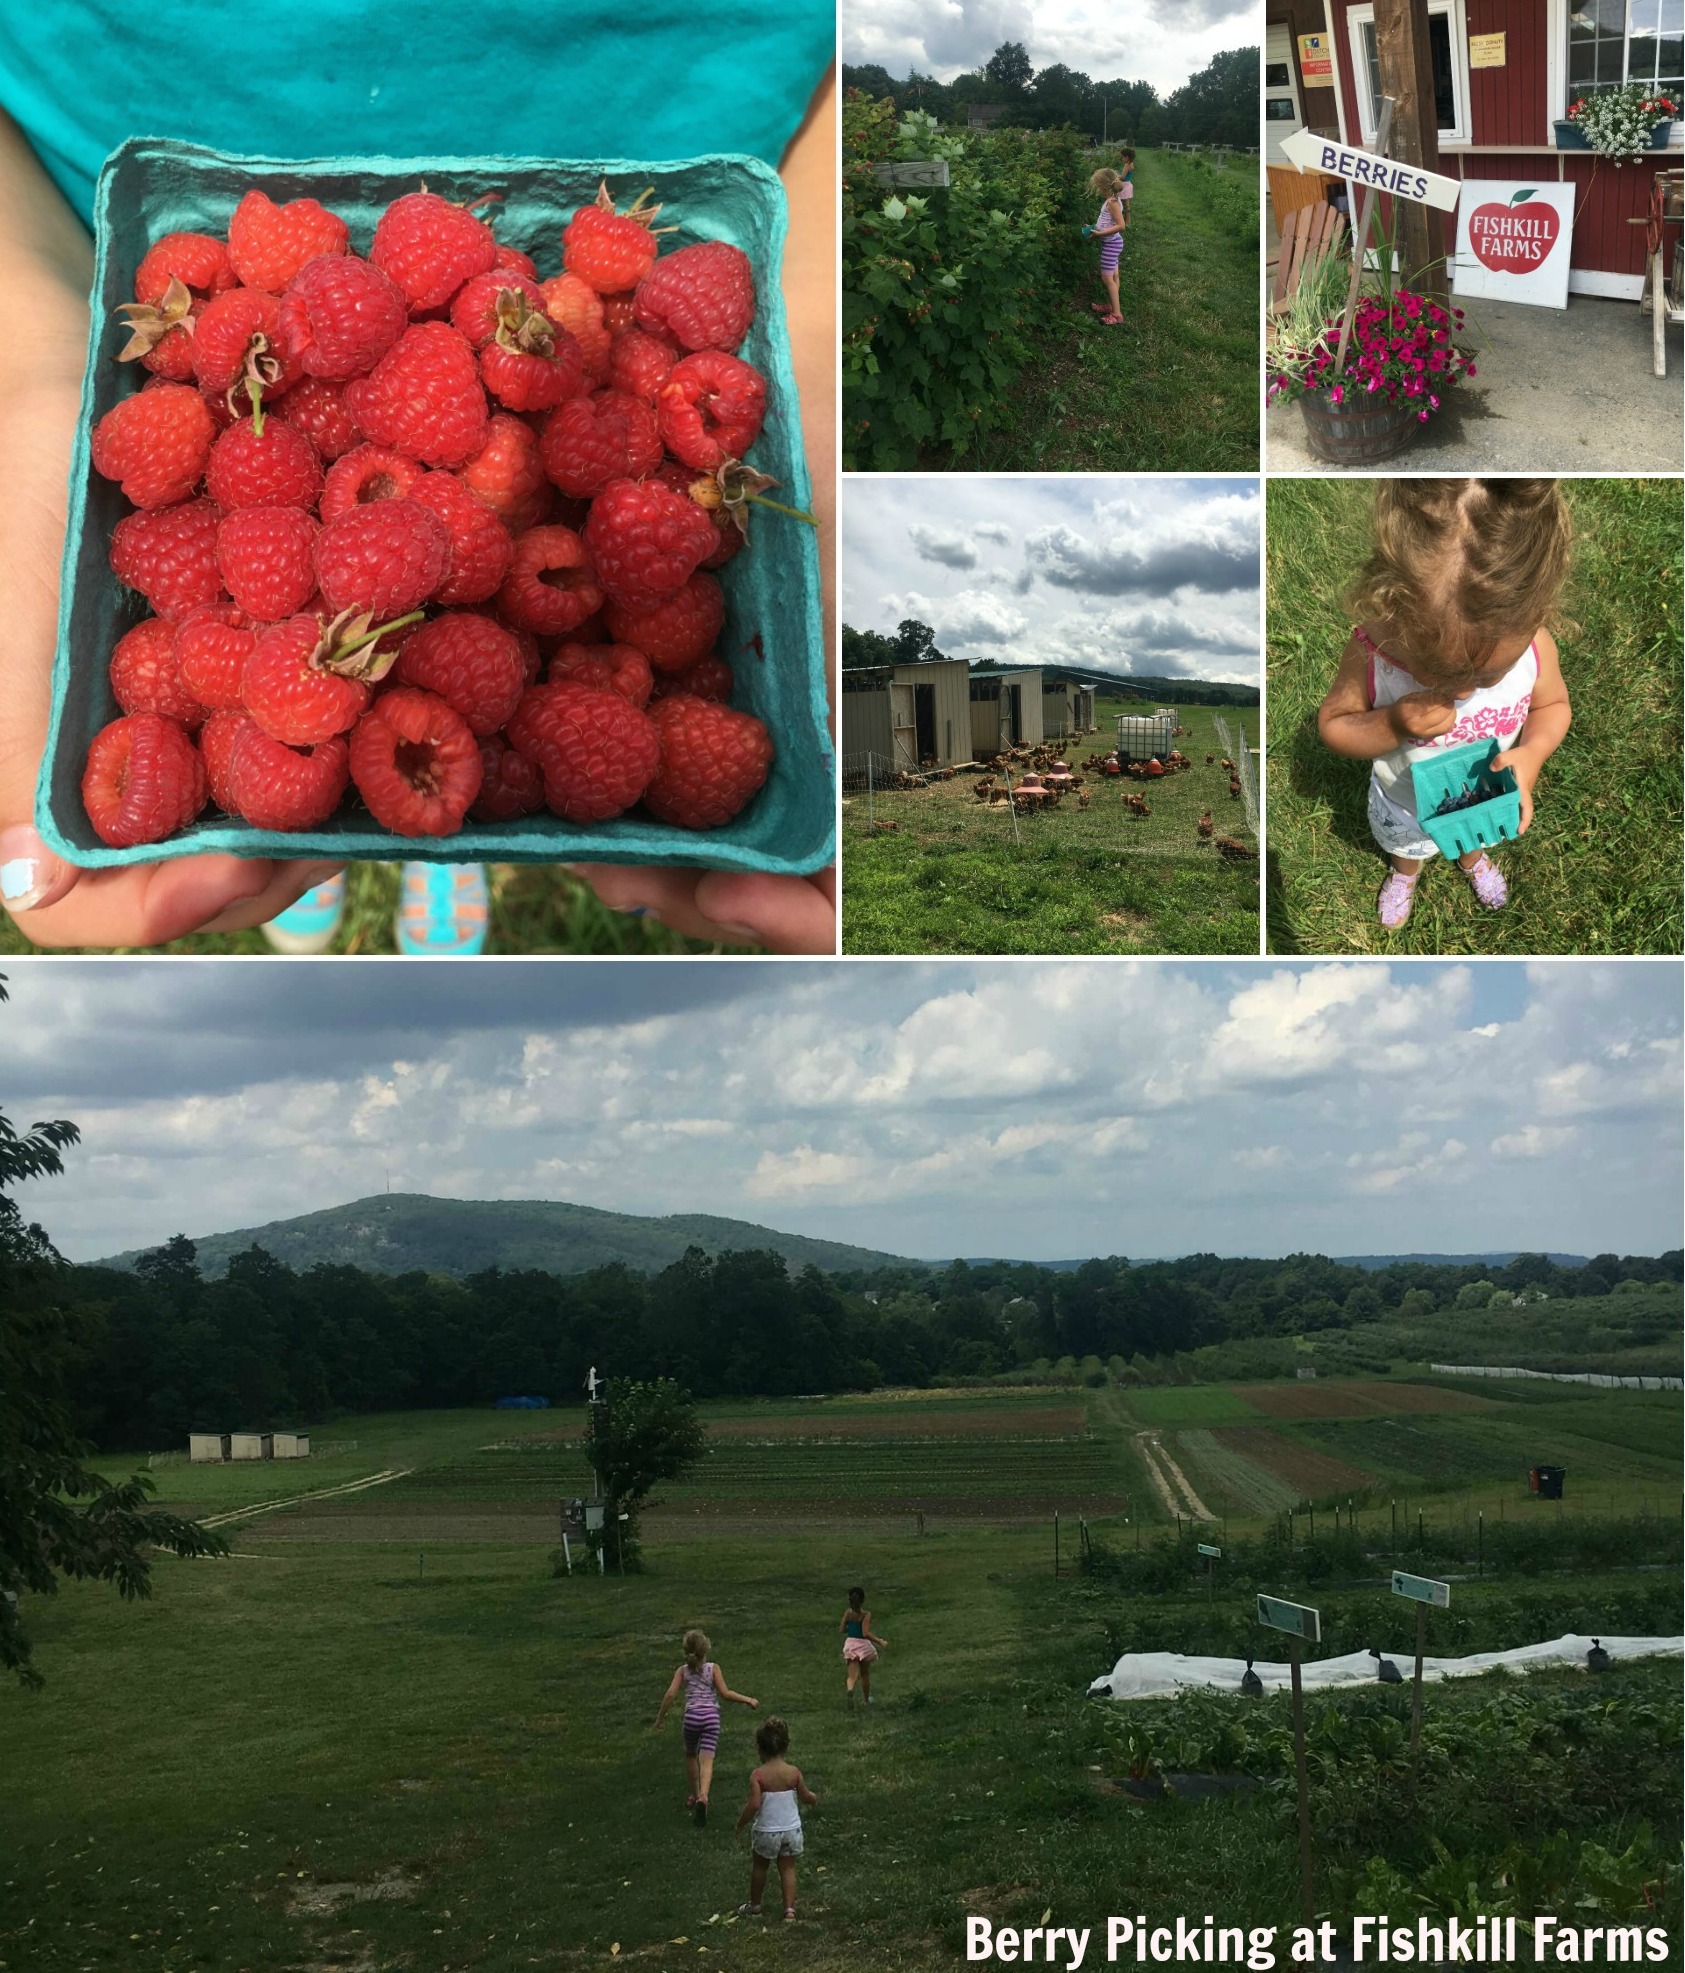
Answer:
[
  {"xmin": 1297, "ymin": 31, "xmax": 1333, "ymax": 80},
  {"xmin": 1469, "ymin": 32, "xmax": 1506, "ymax": 67}
]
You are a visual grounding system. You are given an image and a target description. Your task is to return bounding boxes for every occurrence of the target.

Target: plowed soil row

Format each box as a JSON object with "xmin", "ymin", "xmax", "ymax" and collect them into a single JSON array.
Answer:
[
  {"xmin": 1235, "ymin": 1380, "xmax": 1499, "ymax": 1421},
  {"xmin": 1211, "ymin": 1425, "xmax": 1377, "ymax": 1496}
]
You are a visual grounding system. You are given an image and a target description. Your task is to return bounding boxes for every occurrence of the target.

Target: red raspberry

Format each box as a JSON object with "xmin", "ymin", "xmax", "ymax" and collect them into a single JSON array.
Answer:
[
  {"xmin": 607, "ymin": 327, "xmax": 678, "ymax": 401},
  {"xmin": 176, "ymin": 601, "xmax": 256, "ymax": 710},
  {"xmin": 600, "ymin": 291, "xmax": 638, "ymax": 335},
  {"xmin": 120, "ymin": 233, "xmax": 237, "ymax": 381},
  {"xmin": 201, "ymin": 706, "xmax": 257, "ymax": 810},
  {"xmin": 349, "ymin": 686, "xmax": 482, "ymax": 835},
  {"xmin": 652, "ymin": 654, "xmax": 734, "ymax": 703},
  {"xmin": 562, "ymin": 184, "xmax": 661, "ymax": 294},
  {"xmin": 243, "ymin": 612, "xmax": 395, "ymax": 743},
  {"xmin": 343, "ymin": 322, "xmax": 489, "ymax": 468},
  {"xmin": 538, "ymin": 389, "xmax": 660, "ymax": 499},
  {"xmin": 392, "ymin": 610, "xmax": 525, "ymax": 734},
  {"xmin": 314, "ymin": 498, "xmax": 449, "ymax": 617},
  {"xmin": 91, "ymin": 383, "xmax": 214, "ymax": 508},
  {"xmin": 491, "ymin": 243, "xmax": 538, "ymax": 279},
  {"xmin": 470, "ymin": 732, "xmax": 545, "ymax": 821},
  {"xmin": 538, "ymin": 272, "xmax": 612, "ymax": 381},
  {"xmin": 81, "ymin": 712, "xmax": 208, "ymax": 846},
  {"xmin": 508, "ymin": 624, "xmax": 543, "ymax": 683},
  {"xmin": 449, "ymin": 270, "xmax": 549, "ymax": 348},
  {"xmin": 278, "ymin": 253, "xmax": 408, "ymax": 381},
  {"xmin": 658, "ymin": 350, "xmax": 766, "ymax": 470},
  {"xmin": 274, "ymin": 376, "xmax": 362, "ymax": 461},
  {"xmin": 370, "ymin": 190, "xmax": 497, "ymax": 314},
  {"xmin": 634, "ymin": 241, "xmax": 756, "ymax": 352},
  {"xmin": 506, "ymin": 681, "xmax": 660, "ymax": 822},
  {"xmin": 408, "ymin": 470, "xmax": 512, "ymax": 604},
  {"xmin": 642, "ymin": 696, "xmax": 773, "ymax": 829},
  {"xmin": 652, "ymin": 462, "xmax": 743, "ymax": 571},
  {"xmin": 205, "ymin": 415, "xmax": 323, "ymax": 511},
  {"xmin": 229, "ymin": 725, "xmax": 350, "ymax": 831},
  {"xmin": 457, "ymin": 413, "xmax": 548, "ymax": 531},
  {"xmin": 110, "ymin": 497, "xmax": 225, "ymax": 618},
  {"xmin": 551, "ymin": 641, "xmax": 653, "ymax": 707},
  {"xmin": 604, "ymin": 572, "xmax": 724, "ymax": 673},
  {"xmin": 135, "ymin": 231, "xmax": 236, "ymax": 309},
  {"xmin": 496, "ymin": 524, "xmax": 602, "ymax": 636},
  {"xmin": 217, "ymin": 505, "xmax": 320, "ymax": 620},
  {"xmin": 480, "ymin": 326, "xmax": 583, "ymax": 414},
  {"xmin": 192, "ymin": 288, "xmax": 301, "ymax": 415},
  {"xmin": 582, "ymin": 477, "xmax": 717, "ymax": 611},
  {"xmin": 320, "ymin": 444, "xmax": 425, "ymax": 521},
  {"xmin": 108, "ymin": 617, "xmax": 207, "ymax": 729},
  {"xmin": 228, "ymin": 189, "xmax": 349, "ymax": 291}
]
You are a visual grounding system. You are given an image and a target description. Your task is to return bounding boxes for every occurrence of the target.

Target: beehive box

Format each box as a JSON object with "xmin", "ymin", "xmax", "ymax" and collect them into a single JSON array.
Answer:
[
  {"xmin": 38, "ymin": 138, "xmax": 833, "ymax": 873},
  {"xmin": 1410, "ymin": 738, "xmax": 1521, "ymax": 859}
]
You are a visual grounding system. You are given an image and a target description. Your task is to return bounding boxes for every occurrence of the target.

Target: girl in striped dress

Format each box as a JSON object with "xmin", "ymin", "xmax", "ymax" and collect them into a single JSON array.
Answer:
[
  {"xmin": 653, "ymin": 1628, "xmax": 759, "ymax": 1826},
  {"xmin": 1087, "ymin": 168, "xmax": 1128, "ymax": 326}
]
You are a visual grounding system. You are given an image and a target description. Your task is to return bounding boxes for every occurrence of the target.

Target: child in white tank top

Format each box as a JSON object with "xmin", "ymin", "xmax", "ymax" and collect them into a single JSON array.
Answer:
[
  {"xmin": 1316, "ymin": 479, "xmax": 1573, "ymax": 931},
  {"xmin": 735, "ymin": 1715, "xmax": 818, "ymax": 1922}
]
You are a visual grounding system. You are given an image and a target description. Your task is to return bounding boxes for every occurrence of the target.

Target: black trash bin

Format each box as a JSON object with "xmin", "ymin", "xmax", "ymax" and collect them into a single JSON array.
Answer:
[{"xmin": 1529, "ymin": 1464, "xmax": 1566, "ymax": 1500}]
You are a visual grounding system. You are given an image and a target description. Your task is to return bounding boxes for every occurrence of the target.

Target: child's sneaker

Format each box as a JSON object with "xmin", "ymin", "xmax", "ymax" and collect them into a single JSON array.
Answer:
[
  {"xmin": 262, "ymin": 873, "xmax": 346, "ymax": 953},
  {"xmin": 1377, "ymin": 867, "xmax": 1419, "ymax": 930},
  {"xmin": 1461, "ymin": 852, "xmax": 1509, "ymax": 910},
  {"xmin": 396, "ymin": 861, "xmax": 490, "ymax": 954},
  {"xmin": 736, "ymin": 1904, "xmax": 761, "ymax": 1918}
]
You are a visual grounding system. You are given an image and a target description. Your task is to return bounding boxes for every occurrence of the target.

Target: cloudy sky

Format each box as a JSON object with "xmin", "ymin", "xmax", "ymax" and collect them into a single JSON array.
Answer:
[
  {"xmin": 844, "ymin": 477, "xmax": 1261, "ymax": 686},
  {"xmin": 843, "ymin": 0, "xmax": 1258, "ymax": 96},
  {"xmin": 2, "ymin": 960, "xmax": 1678, "ymax": 1265}
]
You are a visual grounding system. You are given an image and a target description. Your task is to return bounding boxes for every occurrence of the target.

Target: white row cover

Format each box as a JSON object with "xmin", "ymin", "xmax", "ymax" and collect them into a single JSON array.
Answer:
[{"xmin": 1087, "ymin": 1634, "xmax": 1685, "ymax": 1702}]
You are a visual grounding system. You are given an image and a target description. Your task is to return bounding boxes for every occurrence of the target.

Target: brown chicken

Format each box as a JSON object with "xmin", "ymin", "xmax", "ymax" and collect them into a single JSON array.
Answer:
[{"xmin": 1197, "ymin": 810, "xmax": 1214, "ymax": 839}]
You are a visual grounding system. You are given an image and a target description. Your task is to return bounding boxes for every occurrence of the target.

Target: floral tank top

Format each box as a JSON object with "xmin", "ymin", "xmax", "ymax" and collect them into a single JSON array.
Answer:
[{"xmin": 1361, "ymin": 625, "xmax": 1537, "ymax": 817}]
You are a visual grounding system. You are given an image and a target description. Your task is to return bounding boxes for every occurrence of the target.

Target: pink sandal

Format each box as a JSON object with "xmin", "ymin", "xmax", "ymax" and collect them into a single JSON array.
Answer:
[
  {"xmin": 1461, "ymin": 852, "xmax": 1509, "ymax": 910},
  {"xmin": 1377, "ymin": 868, "xmax": 1420, "ymax": 929},
  {"xmin": 1100, "ymin": 313, "xmax": 1123, "ymax": 326}
]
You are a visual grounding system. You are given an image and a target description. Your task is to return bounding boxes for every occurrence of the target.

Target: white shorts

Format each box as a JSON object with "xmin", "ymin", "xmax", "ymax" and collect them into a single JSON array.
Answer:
[
  {"xmin": 1368, "ymin": 775, "xmax": 1440, "ymax": 862},
  {"xmin": 752, "ymin": 1826, "xmax": 804, "ymax": 1861}
]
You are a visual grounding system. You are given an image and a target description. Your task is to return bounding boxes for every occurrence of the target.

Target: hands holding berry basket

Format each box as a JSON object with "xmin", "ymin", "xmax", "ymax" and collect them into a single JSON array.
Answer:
[{"xmin": 0, "ymin": 127, "xmax": 834, "ymax": 952}]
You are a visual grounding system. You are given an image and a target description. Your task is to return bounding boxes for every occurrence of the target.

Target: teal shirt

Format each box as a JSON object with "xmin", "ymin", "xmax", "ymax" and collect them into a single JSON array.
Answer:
[{"xmin": 0, "ymin": 3, "xmax": 831, "ymax": 227}]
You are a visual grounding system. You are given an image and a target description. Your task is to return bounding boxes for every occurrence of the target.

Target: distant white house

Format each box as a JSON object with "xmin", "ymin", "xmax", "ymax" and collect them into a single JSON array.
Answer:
[{"xmin": 193, "ymin": 1431, "xmax": 311, "ymax": 1463}]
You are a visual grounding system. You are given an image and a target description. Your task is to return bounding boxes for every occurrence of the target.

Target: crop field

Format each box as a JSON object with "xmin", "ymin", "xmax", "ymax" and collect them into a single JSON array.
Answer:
[
  {"xmin": 1297, "ymin": 1412, "xmax": 1682, "ymax": 1495},
  {"xmin": 1170, "ymin": 1429, "xmax": 1300, "ymax": 1515},
  {"xmin": 1236, "ymin": 1378, "xmax": 1500, "ymax": 1420},
  {"xmin": 842, "ymin": 701, "xmax": 1261, "ymax": 954},
  {"xmin": 1200, "ymin": 1425, "xmax": 1378, "ymax": 1505},
  {"xmin": 1119, "ymin": 1385, "xmax": 1264, "ymax": 1426}
]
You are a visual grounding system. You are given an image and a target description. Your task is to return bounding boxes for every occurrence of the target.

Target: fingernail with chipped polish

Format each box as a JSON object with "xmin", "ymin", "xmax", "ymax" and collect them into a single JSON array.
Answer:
[{"xmin": 0, "ymin": 844, "xmax": 62, "ymax": 913}]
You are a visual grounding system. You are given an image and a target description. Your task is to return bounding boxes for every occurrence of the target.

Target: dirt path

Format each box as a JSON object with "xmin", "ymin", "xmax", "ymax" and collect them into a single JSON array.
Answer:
[
  {"xmin": 199, "ymin": 1468, "xmax": 412, "ymax": 1529},
  {"xmin": 1134, "ymin": 1432, "xmax": 1214, "ymax": 1522}
]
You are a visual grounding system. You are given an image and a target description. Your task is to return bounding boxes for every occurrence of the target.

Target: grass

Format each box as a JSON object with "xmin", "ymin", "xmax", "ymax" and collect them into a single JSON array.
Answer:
[
  {"xmin": 1120, "ymin": 1386, "xmax": 1266, "ymax": 1426},
  {"xmin": 957, "ymin": 151, "xmax": 1260, "ymax": 472},
  {"xmin": 0, "ymin": 859, "xmax": 724, "ymax": 956},
  {"xmin": 842, "ymin": 700, "xmax": 1260, "ymax": 953},
  {"xmin": 1264, "ymin": 476, "xmax": 1685, "ymax": 954}
]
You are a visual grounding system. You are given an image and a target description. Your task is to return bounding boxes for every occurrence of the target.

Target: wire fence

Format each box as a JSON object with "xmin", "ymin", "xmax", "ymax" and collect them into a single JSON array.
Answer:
[{"xmin": 1213, "ymin": 713, "xmax": 1259, "ymax": 836}]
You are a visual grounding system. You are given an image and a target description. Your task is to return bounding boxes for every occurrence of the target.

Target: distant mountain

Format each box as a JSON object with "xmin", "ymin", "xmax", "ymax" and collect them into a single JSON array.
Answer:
[
  {"xmin": 93, "ymin": 1193, "xmax": 912, "ymax": 1281},
  {"xmin": 1336, "ymin": 1252, "xmax": 1589, "ymax": 1270}
]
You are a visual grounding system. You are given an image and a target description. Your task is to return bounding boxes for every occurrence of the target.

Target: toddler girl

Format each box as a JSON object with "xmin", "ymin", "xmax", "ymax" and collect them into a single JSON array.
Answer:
[
  {"xmin": 735, "ymin": 1716, "xmax": 818, "ymax": 1922},
  {"xmin": 652, "ymin": 1627, "xmax": 758, "ymax": 1826},
  {"xmin": 1086, "ymin": 168, "xmax": 1127, "ymax": 326},
  {"xmin": 839, "ymin": 1585, "xmax": 889, "ymax": 1703},
  {"xmin": 1316, "ymin": 478, "xmax": 1573, "ymax": 930}
]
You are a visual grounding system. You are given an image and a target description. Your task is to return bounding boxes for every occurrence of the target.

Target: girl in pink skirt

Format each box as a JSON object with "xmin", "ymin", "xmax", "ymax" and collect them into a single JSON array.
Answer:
[{"xmin": 839, "ymin": 1586, "xmax": 889, "ymax": 1704}]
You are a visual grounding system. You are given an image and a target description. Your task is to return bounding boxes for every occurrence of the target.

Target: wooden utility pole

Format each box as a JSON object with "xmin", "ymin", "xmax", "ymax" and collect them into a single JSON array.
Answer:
[{"xmin": 1373, "ymin": 0, "xmax": 1448, "ymax": 302}]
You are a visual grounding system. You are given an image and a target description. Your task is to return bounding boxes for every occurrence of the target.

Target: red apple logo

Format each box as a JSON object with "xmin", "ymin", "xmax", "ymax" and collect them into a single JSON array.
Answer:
[{"xmin": 1470, "ymin": 188, "xmax": 1560, "ymax": 271}]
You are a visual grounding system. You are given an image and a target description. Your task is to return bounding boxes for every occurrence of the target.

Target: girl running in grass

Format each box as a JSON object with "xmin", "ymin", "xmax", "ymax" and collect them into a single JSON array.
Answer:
[
  {"xmin": 839, "ymin": 1586, "xmax": 889, "ymax": 1703},
  {"xmin": 1087, "ymin": 168, "xmax": 1128, "ymax": 326},
  {"xmin": 735, "ymin": 1716, "xmax": 819, "ymax": 1922},
  {"xmin": 1316, "ymin": 479, "xmax": 1573, "ymax": 931},
  {"xmin": 652, "ymin": 1627, "xmax": 758, "ymax": 1826}
]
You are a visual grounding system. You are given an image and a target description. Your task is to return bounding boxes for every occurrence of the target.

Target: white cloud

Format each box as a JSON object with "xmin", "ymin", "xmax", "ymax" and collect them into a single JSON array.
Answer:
[{"xmin": 1490, "ymin": 1125, "xmax": 1577, "ymax": 1159}]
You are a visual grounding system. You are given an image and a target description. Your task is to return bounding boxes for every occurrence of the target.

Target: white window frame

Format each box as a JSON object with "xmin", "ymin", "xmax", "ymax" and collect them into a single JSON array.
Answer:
[
  {"xmin": 1347, "ymin": 0, "xmax": 1472, "ymax": 148},
  {"xmin": 1548, "ymin": 0, "xmax": 1685, "ymax": 147}
]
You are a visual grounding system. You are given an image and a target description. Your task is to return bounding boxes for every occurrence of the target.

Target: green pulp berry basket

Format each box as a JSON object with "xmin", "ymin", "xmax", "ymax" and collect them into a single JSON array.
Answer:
[
  {"xmin": 1410, "ymin": 739, "xmax": 1522, "ymax": 858},
  {"xmin": 38, "ymin": 137, "xmax": 833, "ymax": 873}
]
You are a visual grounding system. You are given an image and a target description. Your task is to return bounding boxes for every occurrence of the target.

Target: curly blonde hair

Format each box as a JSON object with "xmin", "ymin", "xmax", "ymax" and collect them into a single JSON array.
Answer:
[{"xmin": 1346, "ymin": 479, "xmax": 1573, "ymax": 678}]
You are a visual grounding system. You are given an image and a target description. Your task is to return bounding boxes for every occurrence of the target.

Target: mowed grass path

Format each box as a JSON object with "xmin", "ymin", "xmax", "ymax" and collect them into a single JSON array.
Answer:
[
  {"xmin": 1265, "ymin": 477, "xmax": 1684, "ymax": 954},
  {"xmin": 842, "ymin": 701, "xmax": 1260, "ymax": 953},
  {"xmin": 965, "ymin": 151, "xmax": 1260, "ymax": 472}
]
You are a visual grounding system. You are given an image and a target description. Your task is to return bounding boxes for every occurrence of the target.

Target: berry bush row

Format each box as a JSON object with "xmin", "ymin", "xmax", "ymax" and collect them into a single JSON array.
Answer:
[{"xmin": 841, "ymin": 99, "xmax": 1090, "ymax": 470}]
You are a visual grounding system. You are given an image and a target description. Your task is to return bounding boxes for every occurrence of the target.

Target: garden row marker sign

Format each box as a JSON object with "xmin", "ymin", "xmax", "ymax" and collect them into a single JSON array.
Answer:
[
  {"xmin": 1258, "ymin": 1595, "xmax": 1320, "ymax": 1921},
  {"xmin": 1392, "ymin": 1570, "xmax": 1451, "ymax": 1752},
  {"xmin": 1197, "ymin": 1541, "xmax": 1220, "ymax": 1598},
  {"xmin": 1453, "ymin": 183, "xmax": 1576, "ymax": 309},
  {"xmin": 871, "ymin": 160, "xmax": 951, "ymax": 189},
  {"xmin": 1278, "ymin": 124, "xmax": 1462, "ymax": 211}
]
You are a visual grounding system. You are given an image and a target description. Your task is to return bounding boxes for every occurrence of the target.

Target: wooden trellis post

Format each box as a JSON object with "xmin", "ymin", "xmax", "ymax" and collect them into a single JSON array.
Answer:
[{"xmin": 1374, "ymin": 0, "xmax": 1449, "ymax": 304}]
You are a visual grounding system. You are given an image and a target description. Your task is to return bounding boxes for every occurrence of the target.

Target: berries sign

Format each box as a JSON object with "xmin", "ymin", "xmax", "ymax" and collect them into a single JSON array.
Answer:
[{"xmin": 1453, "ymin": 183, "xmax": 1577, "ymax": 308}]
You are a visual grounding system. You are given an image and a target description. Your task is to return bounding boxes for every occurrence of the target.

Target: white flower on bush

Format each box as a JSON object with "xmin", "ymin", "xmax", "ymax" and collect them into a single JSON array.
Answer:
[{"xmin": 1566, "ymin": 85, "xmax": 1679, "ymax": 165}]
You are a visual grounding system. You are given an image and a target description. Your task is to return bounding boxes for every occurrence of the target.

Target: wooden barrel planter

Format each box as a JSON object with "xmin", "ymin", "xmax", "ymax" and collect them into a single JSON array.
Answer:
[{"xmin": 1298, "ymin": 389, "xmax": 1418, "ymax": 465}]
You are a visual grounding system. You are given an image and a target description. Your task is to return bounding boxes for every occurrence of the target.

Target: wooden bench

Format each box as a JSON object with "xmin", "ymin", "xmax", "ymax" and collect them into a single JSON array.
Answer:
[{"xmin": 1271, "ymin": 199, "xmax": 1348, "ymax": 313}]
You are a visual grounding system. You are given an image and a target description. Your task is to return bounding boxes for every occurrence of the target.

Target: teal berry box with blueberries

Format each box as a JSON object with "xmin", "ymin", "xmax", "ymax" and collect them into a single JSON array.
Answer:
[
  {"xmin": 37, "ymin": 137, "xmax": 833, "ymax": 874},
  {"xmin": 1410, "ymin": 739, "xmax": 1522, "ymax": 859}
]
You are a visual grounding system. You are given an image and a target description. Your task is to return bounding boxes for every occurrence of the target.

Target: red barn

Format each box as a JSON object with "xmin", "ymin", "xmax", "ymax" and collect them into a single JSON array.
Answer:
[{"xmin": 1267, "ymin": 0, "xmax": 1681, "ymax": 298}]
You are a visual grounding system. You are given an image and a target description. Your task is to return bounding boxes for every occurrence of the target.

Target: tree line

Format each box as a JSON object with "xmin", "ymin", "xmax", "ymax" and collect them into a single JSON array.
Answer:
[
  {"xmin": 39, "ymin": 1235, "xmax": 1684, "ymax": 1451},
  {"xmin": 843, "ymin": 41, "xmax": 1259, "ymax": 152}
]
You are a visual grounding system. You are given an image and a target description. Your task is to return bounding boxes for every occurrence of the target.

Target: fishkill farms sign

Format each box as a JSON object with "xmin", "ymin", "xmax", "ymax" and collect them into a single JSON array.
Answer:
[
  {"xmin": 1454, "ymin": 182, "xmax": 1576, "ymax": 307},
  {"xmin": 1277, "ymin": 126, "xmax": 1462, "ymax": 211}
]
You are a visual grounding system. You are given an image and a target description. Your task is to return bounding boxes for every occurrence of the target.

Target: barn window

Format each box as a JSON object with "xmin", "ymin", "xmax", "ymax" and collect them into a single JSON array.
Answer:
[
  {"xmin": 1347, "ymin": 0, "xmax": 1471, "ymax": 146},
  {"xmin": 1567, "ymin": 0, "xmax": 1684, "ymax": 105}
]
